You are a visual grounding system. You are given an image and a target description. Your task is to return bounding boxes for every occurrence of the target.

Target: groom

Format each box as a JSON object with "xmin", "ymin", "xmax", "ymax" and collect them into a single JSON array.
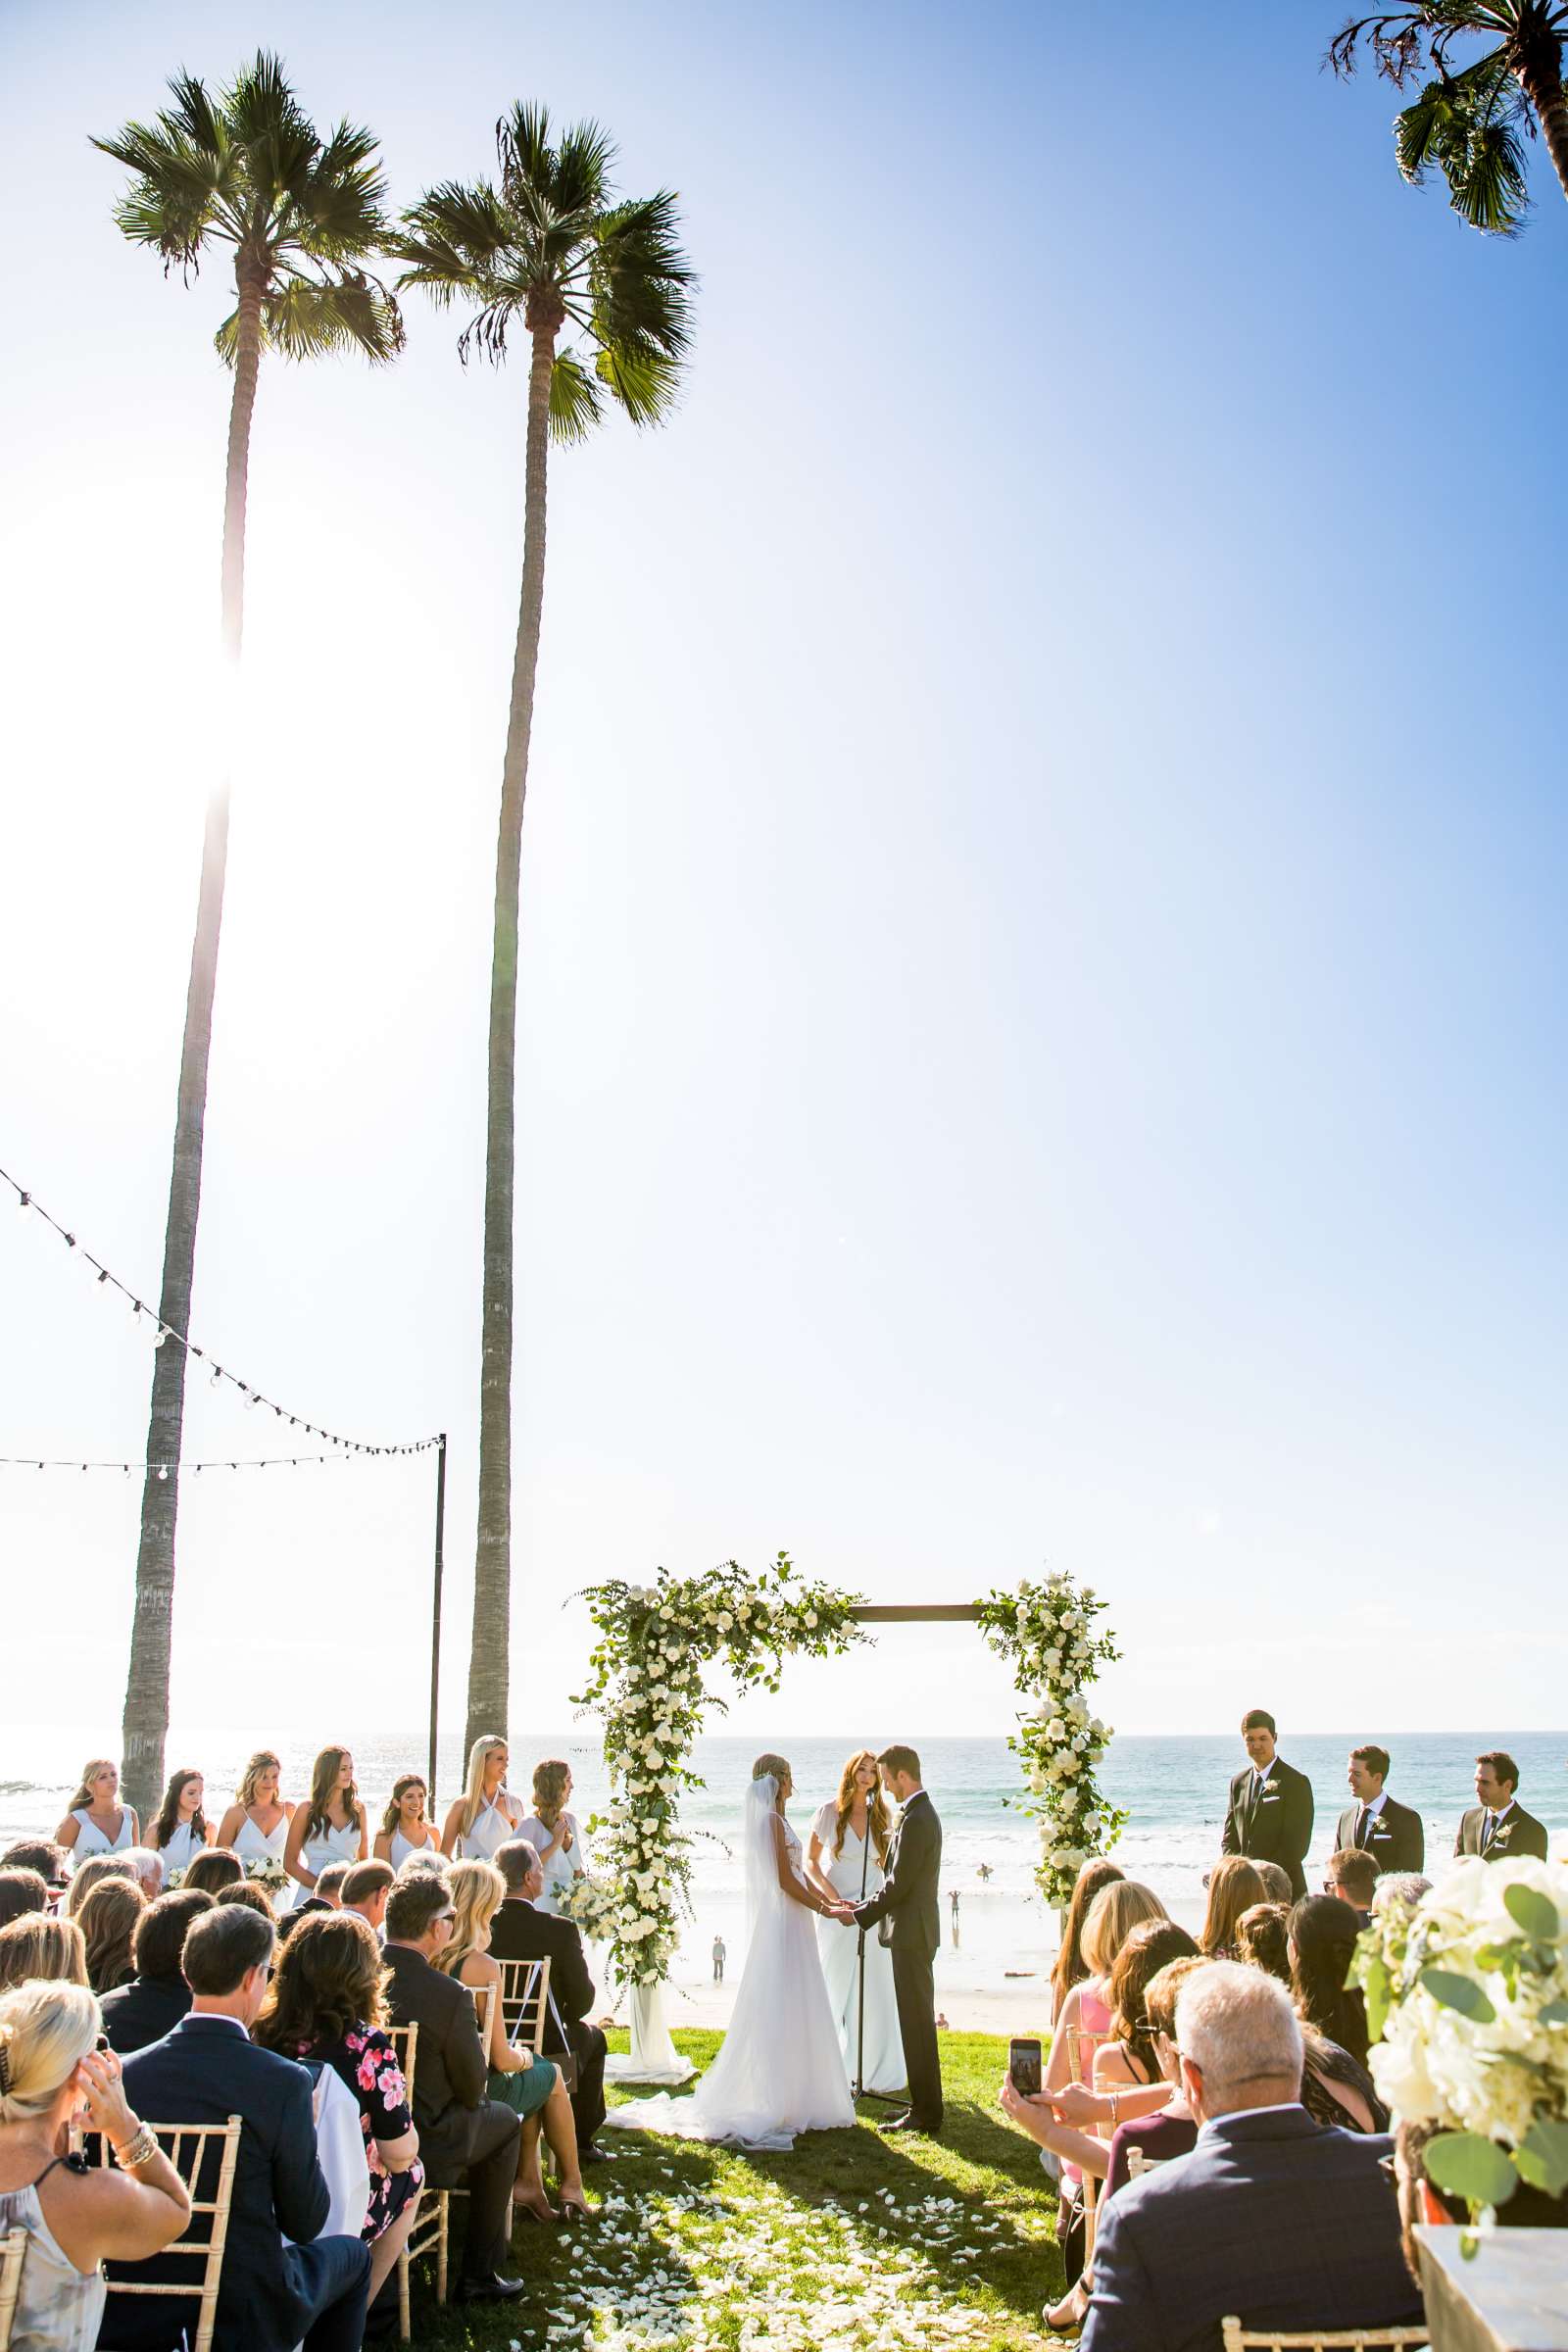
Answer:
[{"xmin": 850, "ymin": 1742, "xmax": 943, "ymax": 2137}]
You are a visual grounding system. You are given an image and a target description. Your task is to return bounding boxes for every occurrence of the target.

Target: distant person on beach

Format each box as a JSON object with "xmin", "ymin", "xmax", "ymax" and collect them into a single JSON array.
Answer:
[
  {"xmin": 1220, "ymin": 1709, "xmax": 1313, "ymax": 1900},
  {"xmin": 710, "ymin": 1936, "xmax": 725, "ymax": 1984},
  {"xmin": 949, "ymin": 1888, "xmax": 960, "ymax": 1937},
  {"xmin": 1335, "ymin": 1744, "xmax": 1424, "ymax": 1874},
  {"xmin": 1453, "ymin": 1750, "xmax": 1549, "ymax": 1862}
]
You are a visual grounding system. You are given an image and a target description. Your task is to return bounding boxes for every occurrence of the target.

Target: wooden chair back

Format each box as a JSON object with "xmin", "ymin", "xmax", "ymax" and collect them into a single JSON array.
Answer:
[
  {"xmin": 97, "ymin": 2116, "xmax": 242, "ymax": 2352},
  {"xmin": 497, "ymin": 1954, "xmax": 552, "ymax": 2056},
  {"xmin": 389, "ymin": 2021, "xmax": 448, "ymax": 2341},
  {"xmin": 1220, "ymin": 2325, "xmax": 1431, "ymax": 2351},
  {"xmin": 465, "ymin": 1978, "xmax": 495, "ymax": 2052},
  {"xmin": 0, "ymin": 2229, "xmax": 26, "ymax": 2352}
]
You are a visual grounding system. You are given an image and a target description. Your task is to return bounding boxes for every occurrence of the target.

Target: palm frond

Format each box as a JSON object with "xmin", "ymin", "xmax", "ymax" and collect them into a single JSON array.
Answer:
[
  {"xmin": 593, "ymin": 338, "xmax": 684, "ymax": 427},
  {"xmin": 394, "ymin": 179, "xmax": 515, "ymax": 296},
  {"xmin": 1394, "ymin": 52, "xmax": 1530, "ymax": 227},
  {"xmin": 588, "ymin": 191, "xmax": 697, "ymax": 361},
  {"xmin": 549, "ymin": 347, "xmax": 608, "ymax": 442}
]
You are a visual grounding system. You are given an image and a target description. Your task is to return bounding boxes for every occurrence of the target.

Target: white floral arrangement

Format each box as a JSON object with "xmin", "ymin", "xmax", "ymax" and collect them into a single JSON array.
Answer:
[
  {"xmin": 1352, "ymin": 1856, "xmax": 1568, "ymax": 2216},
  {"xmin": 573, "ymin": 1552, "xmax": 865, "ymax": 1986},
  {"xmin": 245, "ymin": 1855, "xmax": 288, "ymax": 1901},
  {"xmin": 559, "ymin": 1871, "xmax": 622, "ymax": 1943},
  {"xmin": 976, "ymin": 1570, "xmax": 1125, "ymax": 1909}
]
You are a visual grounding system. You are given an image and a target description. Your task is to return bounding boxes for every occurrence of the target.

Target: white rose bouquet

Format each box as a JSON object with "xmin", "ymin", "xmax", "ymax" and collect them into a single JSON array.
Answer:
[
  {"xmin": 977, "ymin": 1569, "xmax": 1126, "ymax": 1909},
  {"xmin": 1352, "ymin": 1857, "xmax": 1568, "ymax": 2216},
  {"xmin": 244, "ymin": 1855, "xmax": 288, "ymax": 1902},
  {"xmin": 559, "ymin": 1872, "xmax": 621, "ymax": 1944}
]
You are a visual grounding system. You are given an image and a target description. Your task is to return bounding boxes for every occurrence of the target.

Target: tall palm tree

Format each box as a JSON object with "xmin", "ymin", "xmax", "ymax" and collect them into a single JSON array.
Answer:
[
  {"xmin": 94, "ymin": 54, "xmax": 402, "ymax": 1820},
  {"xmin": 395, "ymin": 108, "xmax": 694, "ymax": 1753},
  {"xmin": 1330, "ymin": 4, "xmax": 1568, "ymax": 232}
]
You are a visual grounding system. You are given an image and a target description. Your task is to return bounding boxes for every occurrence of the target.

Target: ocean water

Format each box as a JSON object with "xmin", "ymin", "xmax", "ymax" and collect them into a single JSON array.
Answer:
[{"xmin": 6, "ymin": 1727, "xmax": 1563, "ymax": 2004}]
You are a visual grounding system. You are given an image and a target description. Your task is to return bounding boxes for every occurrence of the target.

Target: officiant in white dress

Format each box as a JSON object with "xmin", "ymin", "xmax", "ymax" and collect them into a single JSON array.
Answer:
[{"xmin": 806, "ymin": 1750, "xmax": 906, "ymax": 2097}]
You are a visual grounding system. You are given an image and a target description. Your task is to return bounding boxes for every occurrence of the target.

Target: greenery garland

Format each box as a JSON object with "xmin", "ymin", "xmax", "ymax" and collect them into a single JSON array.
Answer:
[
  {"xmin": 572, "ymin": 1552, "xmax": 865, "ymax": 1986},
  {"xmin": 976, "ymin": 1570, "xmax": 1126, "ymax": 1908}
]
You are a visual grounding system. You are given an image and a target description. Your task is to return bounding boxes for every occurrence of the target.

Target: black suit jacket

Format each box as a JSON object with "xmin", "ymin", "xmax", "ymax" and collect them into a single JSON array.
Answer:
[
  {"xmin": 99, "ymin": 1972, "xmax": 191, "ymax": 2056},
  {"xmin": 1334, "ymin": 1794, "xmax": 1425, "ymax": 1876},
  {"xmin": 382, "ymin": 1940, "xmax": 494, "ymax": 2188},
  {"xmin": 488, "ymin": 1897, "xmax": 595, "ymax": 2041},
  {"xmin": 1454, "ymin": 1802, "xmax": 1550, "ymax": 1863},
  {"xmin": 112, "ymin": 2013, "xmax": 332, "ymax": 2352},
  {"xmin": 1221, "ymin": 1757, "xmax": 1314, "ymax": 1899},
  {"xmin": 853, "ymin": 1789, "xmax": 942, "ymax": 1955}
]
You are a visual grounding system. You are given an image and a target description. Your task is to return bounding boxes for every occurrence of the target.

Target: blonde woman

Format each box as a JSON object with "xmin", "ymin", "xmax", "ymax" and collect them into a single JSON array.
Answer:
[
  {"xmin": 804, "ymin": 1750, "xmax": 903, "ymax": 2094},
  {"xmin": 515, "ymin": 1762, "xmax": 586, "ymax": 1915},
  {"xmin": 0, "ymin": 1916, "xmax": 89, "ymax": 1994},
  {"xmin": 64, "ymin": 1856, "xmax": 138, "ymax": 1921},
  {"xmin": 374, "ymin": 1776, "xmax": 440, "ymax": 1870},
  {"xmin": 1200, "ymin": 1856, "xmax": 1267, "ymax": 1959},
  {"xmin": 0, "ymin": 1979, "xmax": 190, "ymax": 2348},
  {"xmin": 216, "ymin": 1750, "xmax": 295, "ymax": 1867},
  {"xmin": 53, "ymin": 1759, "xmax": 138, "ymax": 1866},
  {"xmin": 440, "ymin": 1738, "xmax": 523, "ymax": 1862},
  {"xmin": 283, "ymin": 1747, "xmax": 368, "ymax": 1908},
  {"xmin": 432, "ymin": 1860, "xmax": 587, "ymax": 2223}
]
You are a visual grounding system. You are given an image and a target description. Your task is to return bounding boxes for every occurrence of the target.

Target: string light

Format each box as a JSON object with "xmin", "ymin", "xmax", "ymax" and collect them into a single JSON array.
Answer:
[
  {"xmin": 1, "ymin": 1452, "xmax": 363, "ymax": 1474},
  {"xmin": 1, "ymin": 1162, "xmax": 441, "ymax": 1462}
]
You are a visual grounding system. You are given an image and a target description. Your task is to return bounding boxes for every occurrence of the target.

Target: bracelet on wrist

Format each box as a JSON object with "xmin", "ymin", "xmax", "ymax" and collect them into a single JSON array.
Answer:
[{"xmin": 113, "ymin": 2123, "xmax": 160, "ymax": 2171}]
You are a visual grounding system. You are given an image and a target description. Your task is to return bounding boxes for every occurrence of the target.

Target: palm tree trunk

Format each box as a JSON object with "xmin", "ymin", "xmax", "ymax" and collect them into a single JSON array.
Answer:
[
  {"xmin": 465, "ymin": 316, "xmax": 557, "ymax": 1756},
  {"xmin": 1517, "ymin": 48, "xmax": 1568, "ymax": 205},
  {"xmin": 120, "ymin": 266, "xmax": 263, "ymax": 1822}
]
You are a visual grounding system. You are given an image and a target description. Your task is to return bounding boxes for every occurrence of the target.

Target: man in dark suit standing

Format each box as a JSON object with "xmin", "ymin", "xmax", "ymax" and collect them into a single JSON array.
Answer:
[
  {"xmin": 1334, "ymin": 1744, "xmax": 1424, "ymax": 1876},
  {"xmin": 489, "ymin": 1838, "xmax": 609, "ymax": 2163},
  {"xmin": 1220, "ymin": 1709, "xmax": 1313, "ymax": 1900},
  {"xmin": 1453, "ymin": 1750, "xmax": 1550, "ymax": 1864},
  {"xmin": 112, "ymin": 1904, "xmax": 371, "ymax": 2352},
  {"xmin": 381, "ymin": 1872, "xmax": 525, "ymax": 2307},
  {"xmin": 1081, "ymin": 1961, "xmax": 1421, "ymax": 2352},
  {"xmin": 850, "ymin": 1742, "xmax": 942, "ymax": 2137}
]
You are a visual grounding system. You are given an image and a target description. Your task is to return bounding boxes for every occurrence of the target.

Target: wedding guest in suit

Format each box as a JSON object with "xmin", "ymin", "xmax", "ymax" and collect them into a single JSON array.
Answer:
[
  {"xmin": 342, "ymin": 1860, "xmax": 394, "ymax": 1936},
  {"xmin": 0, "ymin": 1869, "xmax": 49, "ymax": 1928},
  {"xmin": 315, "ymin": 1863, "xmax": 352, "ymax": 1910},
  {"xmin": 1049, "ymin": 1860, "xmax": 1126, "ymax": 2029},
  {"xmin": 1199, "ymin": 1858, "xmax": 1265, "ymax": 1959},
  {"xmin": 76, "ymin": 1879, "xmax": 143, "ymax": 1995},
  {"xmin": 113, "ymin": 1904, "xmax": 371, "ymax": 2351},
  {"xmin": 380, "ymin": 1871, "xmax": 525, "ymax": 2305},
  {"xmin": 490, "ymin": 1838, "xmax": 610, "ymax": 2163},
  {"xmin": 1454, "ymin": 1751, "xmax": 1549, "ymax": 1863},
  {"xmin": 148, "ymin": 1768, "xmax": 216, "ymax": 1884},
  {"xmin": 1079, "ymin": 1963, "xmax": 1420, "ymax": 2352},
  {"xmin": 1323, "ymin": 1847, "xmax": 1378, "ymax": 1926},
  {"xmin": 851, "ymin": 1745, "xmax": 944, "ymax": 2138},
  {"xmin": 100, "ymin": 1890, "xmax": 214, "ymax": 2054},
  {"xmin": 53, "ymin": 1759, "xmax": 138, "ymax": 1867},
  {"xmin": 1335, "ymin": 1746, "xmax": 1424, "ymax": 1875},
  {"xmin": 1220, "ymin": 1711, "xmax": 1313, "ymax": 1900}
]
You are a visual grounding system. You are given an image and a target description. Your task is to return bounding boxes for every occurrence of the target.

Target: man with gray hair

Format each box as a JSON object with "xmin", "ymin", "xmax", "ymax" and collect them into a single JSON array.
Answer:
[
  {"xmin": 1371, "ymin": 1871, "xmax": 1432, "ymax": 1918},
  {"xmin": 1080, "ymin": 1962, "xmax": 1421, "ymax": 2352}
]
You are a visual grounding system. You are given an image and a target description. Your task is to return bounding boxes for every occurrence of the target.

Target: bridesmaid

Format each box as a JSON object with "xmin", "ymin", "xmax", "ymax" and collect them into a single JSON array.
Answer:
[
  {"xmin": 516, "ymin": 1760, "xmax": 586, "ymax": 1915},
  {"xmin": 374, "ymin": 1775, "xmax": 440, "ymax": 1870},
  {"xmin": 440, "ymin": 1737, "xmax": 523, "ymax": 1861},
  {"xmin": 148, "ymin": 1769, "xmax": 214, "ymax": 1883},
  {"xmin": 283, "ymin": 1745, "xmax": 368, "ymax": 1907},
  {"xmin": 53, "ymin": 1759, "xmax": 138, "ymax": 1867},
  {"xmin": 215, "ymin": 1750, "xmax": 295, "ymax": 1869}
]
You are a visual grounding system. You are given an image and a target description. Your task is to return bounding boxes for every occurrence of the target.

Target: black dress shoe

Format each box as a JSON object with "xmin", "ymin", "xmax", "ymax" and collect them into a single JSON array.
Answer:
[
  {"xmin": 455, "ymin": 2273, "xmax": 528, "ymax": 2304},
  {"xmin": 579, "ymin": 2143, "xmax": 615, "ymax": 2165},
  {"xmin": 881, "ymin": 2113, "xmax": 941, "ymax": 2136}
]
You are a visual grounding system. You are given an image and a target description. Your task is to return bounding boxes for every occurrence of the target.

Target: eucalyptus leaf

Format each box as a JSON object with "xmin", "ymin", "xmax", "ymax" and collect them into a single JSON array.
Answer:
[
  {"xmin": 1503, "ymin": 1885, "xmax": 1559, "ymax": 1941},
  {"xmin": 1539, "ymin": 1998, "xmax": 1568, "ymax": 2027},
  {"xmin": 1515, "ymin": 2118, "xmax": 1568, "ymax": 2200},
  {"xmin": 1422, "ymin": 1968, "xmax": 1497, "ymax": 2024},
  {"xmin": 1423, "ymin": 2132, "xmax": 1519, "ymax": 2209},
  {"xmin": 1361, "ymin": 1955, "xmax": 1391, "ymax": 2044}
]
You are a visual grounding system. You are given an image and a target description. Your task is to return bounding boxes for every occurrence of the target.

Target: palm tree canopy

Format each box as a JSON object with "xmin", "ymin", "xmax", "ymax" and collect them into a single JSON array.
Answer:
[
  {"xmin": 393, "ymin": 104, "xmax": 695, "ymax": 438},
  {"xmin": 93, "ymin": 50, "xmax": 403, "ymax": 363},
  {"xmin": 1330, "ymin": 2, "xmax": 1568, "ymax": 230}
]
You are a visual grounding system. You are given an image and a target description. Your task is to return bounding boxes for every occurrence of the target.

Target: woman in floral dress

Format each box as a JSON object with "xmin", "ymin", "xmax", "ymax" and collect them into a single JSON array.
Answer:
[{"xmin": 254, "ymin": 1909, "xmax": 423, "ymax": 2301}]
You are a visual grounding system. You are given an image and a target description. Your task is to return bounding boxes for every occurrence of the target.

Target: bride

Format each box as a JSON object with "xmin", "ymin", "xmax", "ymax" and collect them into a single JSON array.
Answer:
[
  {"xmin": 806, "ymin": 1749, "xmax": 906, "ymax": 2095},
  {"xmin": 603, "ymin": 1754, "xmax": 858, "ymax": 2150}
]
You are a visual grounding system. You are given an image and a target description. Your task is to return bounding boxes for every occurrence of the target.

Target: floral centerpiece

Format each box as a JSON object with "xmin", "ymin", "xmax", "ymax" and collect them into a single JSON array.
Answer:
[
  {"xmin": 558, "ymin": 1871, "xmax": 621, "ymax": 1944},
  {"xmin": 572, "ymin": 1552, "xmax": 864, "ymax": 1987},
  {"xmin": 1352, "ymin": 1857, "xmax": 1568, "ymax": 2217},
  {"xmin": 976, "ymin": 1570, "xmax": 1125, "ymax": 1909}
]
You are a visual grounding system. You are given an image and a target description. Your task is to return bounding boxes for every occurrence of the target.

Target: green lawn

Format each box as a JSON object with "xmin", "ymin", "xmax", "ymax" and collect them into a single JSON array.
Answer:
[{"xmin": 412, "ymin": 2029, "xmax": 1066, "ymax": 2350}]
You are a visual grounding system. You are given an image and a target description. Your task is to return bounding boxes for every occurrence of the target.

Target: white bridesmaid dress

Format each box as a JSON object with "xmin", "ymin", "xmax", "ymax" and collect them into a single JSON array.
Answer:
[
  {"xmin": 389, "ymin": 1825, "xmax": 439, "ymax": 1870},
  {"xmin": 456, "ymin": 1794, "xmax": 520, "ymax": 1861},
  {"xmin": 68, "ymin": 1808, "xmax": 134, "ymax": 1867},
  {"xmin": 285, "ymin": 1817, "xmax": 363, "ymax": 1909},
  {"xmin": 810, "ymin": 1799, "xmax": 906, "ymax": 2096},
  {"xmin": 155, "ymin": 1821, "xmax": 207, "ymax": 1881},
  {"xmin": 232, "ymin": 1811, "xmax": 290, "ymax": 1867},
  {"xmin": 515, "ymin": 1811, "xmax": 585, "ymax": 1914}
]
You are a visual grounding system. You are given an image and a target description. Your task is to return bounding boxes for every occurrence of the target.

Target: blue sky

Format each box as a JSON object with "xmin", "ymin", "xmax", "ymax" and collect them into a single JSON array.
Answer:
[{"xmin": 1, "ymin": 0, "xmax": 1563, "ymax": 1752}]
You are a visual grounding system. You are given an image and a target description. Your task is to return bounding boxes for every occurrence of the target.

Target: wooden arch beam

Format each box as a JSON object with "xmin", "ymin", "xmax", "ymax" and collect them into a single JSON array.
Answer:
[{"xmin": 850, "ymin": 1602, "xmax": 981, "ymax": 1623}]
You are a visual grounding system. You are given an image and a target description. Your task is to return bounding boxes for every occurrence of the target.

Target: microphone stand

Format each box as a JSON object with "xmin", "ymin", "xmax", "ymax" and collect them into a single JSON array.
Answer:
[{"xmin": 851, "ymin": 1810, "xmax": 902, "ymax": 2108}]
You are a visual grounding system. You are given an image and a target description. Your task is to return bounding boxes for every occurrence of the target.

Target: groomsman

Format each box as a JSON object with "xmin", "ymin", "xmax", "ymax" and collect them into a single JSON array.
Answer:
[
  {"xmin": 1453, "ymin": 1752, "xmax": 1549, "ymax": 1863},
  {"xmin": 1220, "ymin": 1709, "xmax": 1313, "ymax": 1900},
  {"xmin": 1334, "ymin": 1745, "xmax": 1425, "ymax": 1876}
]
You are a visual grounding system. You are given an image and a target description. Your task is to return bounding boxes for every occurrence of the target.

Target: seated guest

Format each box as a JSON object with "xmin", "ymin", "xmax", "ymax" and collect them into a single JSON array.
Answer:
[
  {"xmin": 1103, "ymin": 1955, "xmax": 1204, "ymax": 2193},
  {"xmin": 1251, "ymin": 1862, "xmax": 1294, "ymax": 1905},
  {"xmin": 77, "ymin": 1878, "xmax": 146, "ymax": 1996},
  {"xmin": 215, "ymin": 1882, "xmax": 276, "ymax": 1920},
  {"xmin": 341, "ymin": 1860, "xmax": 394, "ymax": 1936},
  {"xmin": 1454, "ymin": 1750, "xmax": 1549, "ymax": 1863},
  {"xmin": 181, "ymin": 1847, "xmax": 243, "ymax": 1897},
  {"xmin": 1336, "ymin": 1744, "xmax": 1424, "ymax": 1875},
  {"xmin": 114, "ymin": 1904, "xmax": 371, "ymax": 2351},
  {"xmin": 0, "ymin": 1867, "xmax": 49, "ymax": 1928},
  {"xmin": 100, "ymin": 1890, "xmax": 214, "ymax": 2055},
  {"xmin": 1323, "ymin": 1847, "xmax": 1378, "ymax": 1927},
  {"xmin": 1080, "ymin": 1962, "xmax": 1422, "ymax": 2352},
  {"xmin": 148, "ymin": 1768, "xmax": 215, "ymax": 1884},
  {"xmin": 1289, "ymin": 1897, "xmax": 1385, "ymax": 2133},
  {"xmin": 254, "ymin": 1910, "xmax": 423, "ymax": 2307},
  {"xmin": 393, "ymin": 1851, "xmax": 450, "ymax": 1885},
  {"xmin": 0, "ymin": 1978, "xmax": 191, "ymax": 2346},
  {"xmin": 1232, "ymin": 1902, "xmax": 1291, "ymax": 1984},
  {"xmin": 314, "ymin": 1862, "xmax": 352, "ymax": 1911},
  {"xmin": 64, "ymin": 1855, "xmax": 138, "ymax": 1920},
  {"xmin": 120, "ymin": 1849, "xmax": 165, "ymax": 1906},
  {"xmin": 1200, "ymin": 1857, "xmax": 1265, "ymax": 1960},
  {"xmin": 381, "ymin": 1871, "xmax": 525, "ymax": 2305},
  {"xmin": 0, "ymin": 1915, "xmax": 88, "ymax": 1992},
  {"xmin": 1372, "ymin": 1872, "xmax": 1432, "ymax": 1920},
  {"xmin": 491, "ymin": 1838, "xmax": 610, "ymax": 2164},
  {"xmin": 1, "ymin": 1840, "xmax": 68, "ymax": 1890},
  {"xmin": 434, "ymin": 1859, "xmax": 586, "ymax": 2222},
  {"xmin": 1049, "ymin": 1859, "xmax": 1126, "ymax": 2030}
]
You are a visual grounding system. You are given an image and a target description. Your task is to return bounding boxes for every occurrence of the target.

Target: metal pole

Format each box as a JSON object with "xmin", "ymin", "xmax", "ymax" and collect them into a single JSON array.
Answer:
[{"xmin": 427, "ymin": 1433, "xmax": 447, "ymax": 1804}]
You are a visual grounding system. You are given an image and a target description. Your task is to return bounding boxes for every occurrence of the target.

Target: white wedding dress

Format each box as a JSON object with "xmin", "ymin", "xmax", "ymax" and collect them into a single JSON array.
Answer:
[
  {"xmin": 603, "ymin": 1779, "xmax": 856, "ymax": 2150},
  {"xmin": 811, "ymin": 1800, "xmax": 906, "ymax": 2096}
]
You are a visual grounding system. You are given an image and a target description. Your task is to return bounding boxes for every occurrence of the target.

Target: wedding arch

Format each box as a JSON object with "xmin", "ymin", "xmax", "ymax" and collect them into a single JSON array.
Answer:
[{"xmin": 569, "ymin": 1551, "xmax": 1125, "ymax": 2077}]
